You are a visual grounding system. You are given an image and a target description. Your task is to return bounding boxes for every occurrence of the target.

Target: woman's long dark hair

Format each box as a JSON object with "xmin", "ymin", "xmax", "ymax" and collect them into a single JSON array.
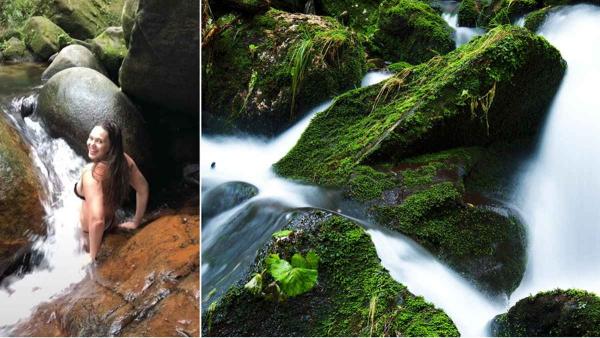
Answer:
[{"xmin": 92, "ymin": 120, "xmax": 130, "ymax": 210}]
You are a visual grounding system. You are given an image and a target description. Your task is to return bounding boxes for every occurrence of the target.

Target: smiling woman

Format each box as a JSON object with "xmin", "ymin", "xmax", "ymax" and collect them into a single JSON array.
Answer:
[{"xmin": 74, "ymin": 120, "xmax": 149, "ymax": 262}]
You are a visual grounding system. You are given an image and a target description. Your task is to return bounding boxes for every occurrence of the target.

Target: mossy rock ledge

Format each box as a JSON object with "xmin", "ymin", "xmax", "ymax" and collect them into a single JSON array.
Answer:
[
  {"xmin": 274, "ymin": 26, "xmax": 565, "ymax": 295},
  {"xmin": 202, "ymin": 9, "xmax": 367, "ymax": 136},
  {"xmin": 491, "ymin": 289, "xmax": 600, "ymax": 336},
  {"xmin": 203, "ymin": 209, "xmax": 459, "ymax": 336},
  {"xmin": 373, "ymin": 0, "xmax": 455, "ymax": 64}
]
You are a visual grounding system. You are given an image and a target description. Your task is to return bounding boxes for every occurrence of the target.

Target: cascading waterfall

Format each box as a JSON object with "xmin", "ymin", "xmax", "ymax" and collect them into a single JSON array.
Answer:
[
  {"xmin": 201, "ymin": 71, "xmax": 505, "ymax": 335},
  {"xmin": 440, "ymin": 1, "xmax": 485, "ymax": 47},
  {"xmin": 509, "ymin": 4, "xmax": 600, "ymax": 304},
  {"xmin": 0, "ymin": 83, "xmax": 89, "ymax": 331}
]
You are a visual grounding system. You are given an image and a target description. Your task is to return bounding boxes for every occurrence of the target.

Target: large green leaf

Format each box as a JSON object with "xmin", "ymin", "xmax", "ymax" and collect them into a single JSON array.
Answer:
[
  {"xmin": 267, "ymin": 253, "xmax": 319, "ymax": 297},
  {"xmin": 306, "ymin": 250, "xmax": 319, "ymax": 269}
]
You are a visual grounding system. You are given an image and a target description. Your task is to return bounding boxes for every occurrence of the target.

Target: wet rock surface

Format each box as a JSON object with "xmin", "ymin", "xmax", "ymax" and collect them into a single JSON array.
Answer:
[
  {"xmin": 0, "ymin": 117, "xmax": 45, "ymax": 279},
  {"xmin": 12, "ymin": 210, "xmax": 199, "ymax": 337}
]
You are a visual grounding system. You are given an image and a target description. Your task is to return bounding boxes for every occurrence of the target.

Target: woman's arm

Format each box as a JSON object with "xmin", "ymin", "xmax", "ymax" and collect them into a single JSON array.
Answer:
[
  {"xmin": 84, "ymin": 170, "xmax": 105, "ymax": 260},
  {"xmin": 119, "ymin": 154, "xmax": 149, "ymax": 230}
]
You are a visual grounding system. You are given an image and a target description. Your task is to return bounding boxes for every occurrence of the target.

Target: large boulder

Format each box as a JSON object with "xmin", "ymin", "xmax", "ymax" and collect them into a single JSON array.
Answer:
[
  {"xmin": 41, "ymin": 45, "xmax": 107, "ymax": 82},
  {"xmin": 35, "ymin": 67, "xmax": 151, "ymax": 172},
  {"xmin": 119, "ymin": 0, "xmax": 199, "ymax": 117},
  {"xmin": 204, "ymin": 210, "xmax": 459, "ymax": 336},
  {"xmin": 275, "ymin": 26, "xmax": 565, "ymax": 193},
  {"xmin": 491, "ymin": 289, "xmax": 600, "ymax": 336},
  {"xmin": 12, "ymin": 211, "xmax": 199, "ymax": 337},
  {"xmin": 202, "ymin": 9, "xmax": 367, "ymax": 136},
  {"xmin": 22, "ymin": 16, "xmax": 71, "ymax": 60},
  {"xmin": 120, "ymin": 0, "xmax": 139, "ymax": 47},
  {"xmin": 370, "ymin": 148, "xmax": 527, "ymax": 295},
  {"xmin": 275, "ymin": 26, "xmax": 565, "ymax": 295},
  {"xmin": 0, "ymin": 117, "xmax": 45, "ymax": 278},
  {"xmin": 39, "ymin": 0, "xmax": 122, "ymax": 39},
  {"xmin": 373, "ymin": 0, "xmax": 454, "ymax": 64},
  {"xmin": 90, "ymin": 26, "xmax": 127, "ymax": 82}
]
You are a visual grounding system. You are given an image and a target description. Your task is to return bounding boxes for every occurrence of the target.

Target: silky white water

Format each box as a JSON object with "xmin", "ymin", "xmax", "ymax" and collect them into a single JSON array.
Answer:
[
  {"xmin": 201, "ymin": 71, "xmax": 506, "ymax": 334},
  {"xmin": 509, "ymin": 4, "xmax": 600, "ymax": 303},
  {"xmin": 440, "ymin": 1, "xmax": 485, "ymax": 47},
  {"xmin": 0, "ymin": 111, "xmax": 89, "ymax": 329}
]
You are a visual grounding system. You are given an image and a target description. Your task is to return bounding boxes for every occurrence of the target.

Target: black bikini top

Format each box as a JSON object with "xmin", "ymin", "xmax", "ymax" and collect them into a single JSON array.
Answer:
[{"xmin": 74, "ymin": 182, "xmax": 85, "ymax": 200}]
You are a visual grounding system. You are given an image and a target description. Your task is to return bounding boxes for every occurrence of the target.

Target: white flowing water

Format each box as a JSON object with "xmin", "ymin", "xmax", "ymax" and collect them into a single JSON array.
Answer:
[
  {"xmin": 0, "ymin": 90, "xmax": 89, "ymax": 331},
  {"xmin": 440, "ymin": 1, "xmax": 485, "ymax": 47},
  {"xmin": 201, "ymin": 71, "xmax": 506, "ymax": 335},
  {"xmin": 509, "ymin": 4, "xmax": 600, "ymax": 304}
]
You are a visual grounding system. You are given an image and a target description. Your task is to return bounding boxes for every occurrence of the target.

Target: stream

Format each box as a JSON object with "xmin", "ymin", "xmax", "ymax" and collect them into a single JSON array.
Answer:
[{"xmin": 0, "ymin": 63, "xmax": 90, "ymax": 334}]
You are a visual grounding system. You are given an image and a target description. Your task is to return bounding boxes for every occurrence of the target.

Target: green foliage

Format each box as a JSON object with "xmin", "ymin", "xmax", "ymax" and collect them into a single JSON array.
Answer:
[
  {"xmin": 493, "ymin": 289, "xmax": 600, "ymax": 336},
  {"xmin": 373, "ymin": 0, "xmax": 454, "ymax": 64},
  {"xmin": 244, "ymin": 272, "xmax": 263, "ymax": 295},
  {"xmin": 204, "ymin": 213, "xmax": 459, "ymax": 336},
  {"xmin": 272, "ymin": 229, "xmax": 293, "ymax": 238},
  {"xmin": 289, "ymin": 38, "xmax": 314, "ymax": 117},
  {"xmin": 266, "ymin": 252, "xmax": 319, "ymax": 297},
  {"xmin": 0, "ymin": 0, "xmax": 40, "ymax": 29}
]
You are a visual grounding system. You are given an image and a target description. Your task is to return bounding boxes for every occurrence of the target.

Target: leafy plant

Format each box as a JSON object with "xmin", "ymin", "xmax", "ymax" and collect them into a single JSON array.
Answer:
[
  {"xmin": 267, "ymin": 252, "xmax": 319, "ymax": 297},
  {"xmin": 272, "ymin": 229, "xmax": 293, "ymax": 238}
]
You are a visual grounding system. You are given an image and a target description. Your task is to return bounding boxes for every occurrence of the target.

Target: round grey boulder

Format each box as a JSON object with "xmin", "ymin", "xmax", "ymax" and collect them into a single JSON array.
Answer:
[
  {"xmin": 41, "ymin": 45, "xmax": 107, "ymax": 82},
  {"xmin": 36, "ymin": 67, "xmax": 151, "ymax": 171}
]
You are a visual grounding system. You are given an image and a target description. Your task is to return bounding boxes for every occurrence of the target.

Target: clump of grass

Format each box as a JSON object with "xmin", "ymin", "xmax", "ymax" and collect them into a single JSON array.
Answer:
[
  {"xmin": 371, "ymin": 68, "xmax": 412, "ymax": 113},
  {"xmin": 289, "ymin": 38, "xmax": 314, "ymax": 117}
]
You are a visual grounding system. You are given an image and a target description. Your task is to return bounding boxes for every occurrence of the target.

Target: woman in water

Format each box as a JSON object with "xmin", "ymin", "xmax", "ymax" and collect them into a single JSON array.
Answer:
[{"xmin": 74, "ymin": 120, "xmax": 149, "ymax": 262}]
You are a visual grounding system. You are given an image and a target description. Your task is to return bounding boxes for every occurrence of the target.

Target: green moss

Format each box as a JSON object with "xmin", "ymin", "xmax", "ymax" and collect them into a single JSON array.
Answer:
[
  {"xmin": 204, "ymin": 212, "xmax": 459, "ymax": 336},
  {"xmin": 524, "ymin": 6, "xmax": 552, "ymax": 32},
  {"xmin": 91, "ymin": 27, "xmax": 128, "ymax": 82},
  {"xmin": 492, "ymin": 289, "xmax": 600, "ymax": 336},
  {"xmin": 203, "ymin": 9, "xmax": 367, "ymax": 135},
  {"xmin": 388, "ymin": 61, "xmax": 412, "ymax": 73},
  {"xmin": 458, "ymin": 0, "xmax": 479, "ymax": 27},
  {"xmin": 373, "ymin": 0, "xmax": 454, "ymax": 64},
  {"xmin": 275, "ymin": 26, "xmax": 565, "ymax": 200},
  {"xmin": 318, "ymin": 0, "xmax": 382, "ymax": 31},
  {"xmin": 21, "ymin": 16, "xmax": 70, "ymax": 59}
]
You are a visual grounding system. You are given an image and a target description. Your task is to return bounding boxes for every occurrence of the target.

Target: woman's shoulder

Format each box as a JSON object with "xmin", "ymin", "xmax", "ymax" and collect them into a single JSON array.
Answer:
[{"xmin": 124, "ymin": 153, "xmax": 136, "ymax": 169}]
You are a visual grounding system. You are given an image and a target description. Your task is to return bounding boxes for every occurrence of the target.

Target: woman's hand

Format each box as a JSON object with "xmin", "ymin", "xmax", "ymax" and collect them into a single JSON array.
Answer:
[{"xmin": 118, "ymin": 221, "xmax": 138, "ymax": 230}]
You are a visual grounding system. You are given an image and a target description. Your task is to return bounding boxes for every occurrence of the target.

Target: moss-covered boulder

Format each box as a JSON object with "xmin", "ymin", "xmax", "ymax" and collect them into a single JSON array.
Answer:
[
  {"xmin": 0, "ymin": 117, "xmax": 45, "ymax": 278},
  {"xmin": 22, "ymin": 16, "xmax": 71, "ymax": 60},
  {"xmin": 120, "ymin": 0, "xmax": 139, "ymax": 47},
  {"xmin": 372, "ymin": 0, "xmax": 454, "ymax": 64},
  {"xmin": 275, "ymin": 26, "xmax": 564, "ymax": 294},
  {"xmin": 91, "ymin": 26, "xmax": 127, "ymax": 82},
  {"xmin": 491, "ymin": 289, "xmax": 600, "ymax": 336},
  {"xmin": 524, "ymin": 6, "xmax": 553, "ymax": 31},
  {"xmin": 0, "ymin": 37, "xmax": 35, "ymax": 62},
  {"xmin": 458, "ymin": 0, "xmax": 479, "ymax": 27},
  {"xmin": 318, "ymin": 0, "xmax": 383, "ymax": 30},
  {"xmin": 488, "ymin": 0, "xmax": 539, "ymax": 27},
  {"xmin": 275, "ymin": 26, "xmax": 565, "ymax": 193},
  {"xmin": 120, "ymin": 0, "xmax": 198, "ymax": 117},
  {"xmin": 36, "ymin": 67, "xmax": 151, "ymax": 172},
  {"xmin": 38, "ymin": 0, "xmax": 121, "ymax": 39},
  {"xmin": 202, "ymin": 9, "xmax": 367, "ymax": 136},
  {"xmin": 203, "ymin": 210, "xmax": 459, "ymax": 336},
  {"xmin": 370, "ymin": 148, "xmax": 526, "ymax": 295},
  {"xmin": 458, "ymin": 0, "xmax": 542, "ymax": 28},
  {"xmin": 41, "ymin": 44, "xmax": 107, "ymax": 82}
]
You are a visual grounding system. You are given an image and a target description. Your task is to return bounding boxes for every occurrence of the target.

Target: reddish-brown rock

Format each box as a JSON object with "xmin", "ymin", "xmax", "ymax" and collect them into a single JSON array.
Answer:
[
  {"xmin": 13, "ymin": 211, "xmax": 199, "ymax": 336},
  {"xmin": 0, "ymin": 117, "xmax": 45, "ymax": 277}
]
